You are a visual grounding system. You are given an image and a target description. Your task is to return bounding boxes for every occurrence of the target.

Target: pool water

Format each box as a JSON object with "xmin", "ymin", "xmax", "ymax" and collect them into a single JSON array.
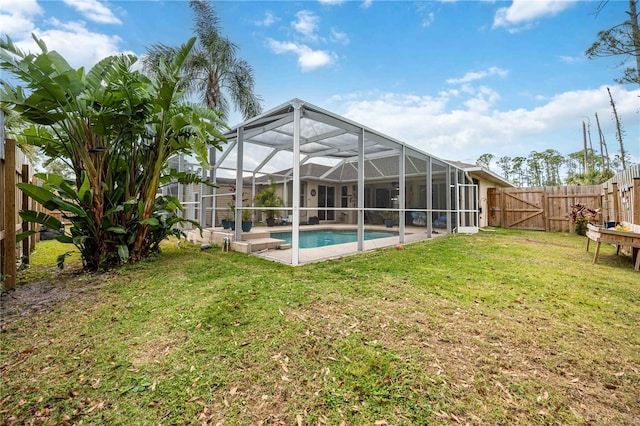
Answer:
[{"xmin": 270, "ymin": 229, "xmax": 398, "ymax": 249}]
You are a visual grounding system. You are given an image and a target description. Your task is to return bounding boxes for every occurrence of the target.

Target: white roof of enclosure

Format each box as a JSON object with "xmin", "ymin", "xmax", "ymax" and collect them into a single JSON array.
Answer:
[{"xmin": 218, "ymin": 98, "xmax": 453, "ymax": 175}]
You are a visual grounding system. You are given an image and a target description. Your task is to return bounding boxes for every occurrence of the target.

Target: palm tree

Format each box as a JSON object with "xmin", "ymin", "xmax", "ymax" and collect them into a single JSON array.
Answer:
[{"xmin": 144, "ymin": 0, "xmax": 262, "ymax": 121}]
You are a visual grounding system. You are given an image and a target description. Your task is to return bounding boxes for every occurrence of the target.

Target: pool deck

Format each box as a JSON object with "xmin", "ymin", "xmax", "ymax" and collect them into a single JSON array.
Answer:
[{"xmin": 190, "ymin": 224, "xmax": 448, "ymax": 265}]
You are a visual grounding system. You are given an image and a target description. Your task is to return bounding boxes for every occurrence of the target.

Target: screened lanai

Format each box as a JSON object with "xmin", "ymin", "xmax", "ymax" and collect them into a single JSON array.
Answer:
[{"xmin": 202, "ymin": 98, "xmax": 477, "ymax": 265}]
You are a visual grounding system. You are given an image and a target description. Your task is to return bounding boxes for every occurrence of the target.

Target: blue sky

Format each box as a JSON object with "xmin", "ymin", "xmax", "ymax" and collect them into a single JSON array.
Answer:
[{"xmin": 1, "ymin": 0, "xmax": 639, "ymax": 167}]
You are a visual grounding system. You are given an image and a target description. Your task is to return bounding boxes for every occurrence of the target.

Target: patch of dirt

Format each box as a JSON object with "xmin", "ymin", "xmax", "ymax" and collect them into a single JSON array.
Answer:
[{"xmin": 1, "ymin": 267, "xmax": 108, "ymax": 327}]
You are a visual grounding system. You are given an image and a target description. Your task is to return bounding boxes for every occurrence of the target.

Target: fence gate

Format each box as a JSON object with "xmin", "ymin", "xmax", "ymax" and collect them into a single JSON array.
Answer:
[
  {"xmin": 487, "ymin": 186, "xmax": 603, "ymax": 232},
  {"xmin": 457, "ymin": 183, "xmax": 479, "ymax": 233},
  {"xmin": 500, "ymin": 189, "xmax": 545, "ymax": 231}
]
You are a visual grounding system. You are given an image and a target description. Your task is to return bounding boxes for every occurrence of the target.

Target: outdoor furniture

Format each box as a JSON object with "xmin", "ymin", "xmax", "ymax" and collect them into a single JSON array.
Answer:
[{"xmin": 586, "ymin": 223, "xmax": 640, "ymax": 271}]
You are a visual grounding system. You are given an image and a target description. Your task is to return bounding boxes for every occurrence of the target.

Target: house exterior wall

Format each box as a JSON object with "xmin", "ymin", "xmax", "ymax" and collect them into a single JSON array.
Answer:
[
  {"xmin": 476, "ymin": 179, "xmax": 491, "ymax": 228},
  {"xmin": 468, "ymin": 173, "xmax": 510, "ymax": 228}
]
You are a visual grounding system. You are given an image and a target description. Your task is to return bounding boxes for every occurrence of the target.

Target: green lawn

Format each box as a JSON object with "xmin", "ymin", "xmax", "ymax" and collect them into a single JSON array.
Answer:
[{"xmin": 1, "ymin": 229, "xmax": 638, "ymax": 425}]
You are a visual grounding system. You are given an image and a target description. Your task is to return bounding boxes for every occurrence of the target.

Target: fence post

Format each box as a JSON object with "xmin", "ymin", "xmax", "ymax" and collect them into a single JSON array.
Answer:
[
  {"xmin": 633, "ymin": 178, "xmax": 640, "ymax": 226},
  {"xmin": 21, "ymin": 163, "xmax": 30, "ymax": 264},
  {"xmin": 500, "ymin": 188, "xmax": 505, "ymax": 227},
  {"xmin": 2, "ymin": 139, "xmax": 16, "ymax": 290},
  {"xmin": 611, "ymin": 182, "xmax": 620, "ymax": 224}
]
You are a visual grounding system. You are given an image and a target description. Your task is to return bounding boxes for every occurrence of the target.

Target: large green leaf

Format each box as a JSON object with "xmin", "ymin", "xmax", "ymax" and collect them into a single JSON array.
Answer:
[
  {"xmin": 55, "ymin": 234, "xmax": 73, "ymax": 244},
  {"xmin": 139, "ymin": 218, "xmax": 159, "ymax": 226},
  {"xmin": 160, "ymin": 168, "xmax": 217, "ymax": 188},
  {"xmin": 55, "ymin": 199, "xmax": 87, "ymax": 217},
  {"xmin": 16, "ymin": 230, "xmax": 36, "ymax": 243},
  {"xmin": 18, "ymin": 209, "xmax": 62, "ymax": 230},
  {"xmin": 106, "ymin": 227, "xmax": 127, "ymax": 234},
  {"xmin": 56, "ymin": 252, "xmax": 73, "ymax": 269},
  {"xmin": 117, "ymin": 245, "xmax": 129, "ymax": 263},
  {"xmin": 16, "ymin": 183, "xmax": 55, "ymax": 206},
  {"xmin": 36, "ymin": 173, "xmax": 79, "ymax": 201},
  {"xmin": 78, "ymin": 171, "xmax": 92, "ymax": 205}
]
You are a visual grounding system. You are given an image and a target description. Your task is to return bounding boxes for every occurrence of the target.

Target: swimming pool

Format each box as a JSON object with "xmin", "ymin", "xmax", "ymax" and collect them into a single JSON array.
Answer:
[{"xmin": 270, "ymin": 229, "xmax": 398, "ymax": 249}]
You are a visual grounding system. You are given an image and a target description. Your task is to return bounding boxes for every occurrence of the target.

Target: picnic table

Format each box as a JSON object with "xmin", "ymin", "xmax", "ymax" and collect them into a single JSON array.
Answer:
[{"xmin": 586, "ymin": 223, "xmax": 640, "ymax": 271}]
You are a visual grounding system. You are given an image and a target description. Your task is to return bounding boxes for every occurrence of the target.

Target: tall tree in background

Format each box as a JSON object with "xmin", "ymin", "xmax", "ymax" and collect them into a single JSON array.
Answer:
[
  {"xmin": 476, "ymin": 153, "xmax": 494, "ymax": 169},
  {"xmin": 594, "ymin": 112, "xmax": 611, "ymax": 172},
  {"xmin": 144, "ymin": 0, "xmax": 262, "ymax": 121},
  {"xmin": 496, "ymin": 156, "xmax": 512, "ymax": 182},
  {"xmin": 586, "ymin": 0, "xmax": 640, "ymax": 86},
  {"xmin": 606, "ymin": 87, "xmax": 628, "ymax": 169}
]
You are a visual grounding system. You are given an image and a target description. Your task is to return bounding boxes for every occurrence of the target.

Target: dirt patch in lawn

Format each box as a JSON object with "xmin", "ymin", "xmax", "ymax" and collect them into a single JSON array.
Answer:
[{"xmin": 1, "ymin": 267, "xmax": 108, "ymax": 327}]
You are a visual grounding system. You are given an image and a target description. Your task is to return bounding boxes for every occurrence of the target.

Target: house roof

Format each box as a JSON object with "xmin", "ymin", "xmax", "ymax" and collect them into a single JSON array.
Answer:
[{"xmin": 445, "ymin": 160, "xmax": 514, "ymax": 187}]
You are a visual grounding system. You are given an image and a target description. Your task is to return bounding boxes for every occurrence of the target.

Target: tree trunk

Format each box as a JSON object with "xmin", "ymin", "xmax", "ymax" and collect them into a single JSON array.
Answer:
[
  {"xmin": 628, "ymin": 0, "xmax": 640, "ymax": 86},
  {"xmin": 607, "ymin": 87, "xmax": 626, "ymax": 169}
]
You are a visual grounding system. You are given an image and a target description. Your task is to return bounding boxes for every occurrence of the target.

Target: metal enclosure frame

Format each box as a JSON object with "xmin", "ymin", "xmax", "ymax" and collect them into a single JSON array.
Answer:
[{"xmin": 207, "ymin": 98, "xmax": 474, "ymax": 265}]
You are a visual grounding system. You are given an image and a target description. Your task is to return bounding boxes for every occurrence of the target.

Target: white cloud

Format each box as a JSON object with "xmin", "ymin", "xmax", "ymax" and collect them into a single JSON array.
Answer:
[
  {"xmin": 62, "ymin": 0, "xmax": 121, "ymax": 25},
  {"xmin": 15, "ymin": 19, "xmax": 131, "ymax": 69},
  {"xmin": 414, "ymin": 3, "xmax": 436, "ymax": 28},
  {"xmin": 447, "ymin": 66, "xmax": 509, "ymax": 85},
  {"xmin": 330, "ymin": 28, "xmax": 349, "ymax": 45},
  {"xmin": 256, "ymin": 11, "xmax": 277, "ymax": 27},
  {"xmin": 361, "ymin": 0, "xmax": 372, "ymax": 9},
  {"xmin": 493, "ymin": 0, "xmax": 576, "ymax": 31},
  {"xmin": 267, "ymin": 39, "xmax": 335, "ymax": 71},
  {"xmin": 292, "ymin": 10, "xmax": 320, "ymax": 39},
  {"xmin": 421, "ymin": 12, "xmax": 435, "ymax": 28},
  {"xmin": 558, "ymin": 55, "xmax": 582, "ymax": 64},
  {"xmin": 0, "ymin": 0, "xmax": 43, "ymax": 39},
  {"xmin": 318, "ymin": 0, "xmax": 345, "ymax": 5},
  {"xmin": 334, "ymin": 85, "xmax": 640, "ymax": 164},
  {"xmin": 463, "ymin": 86, "xmax": 501, "ymax": 114}
]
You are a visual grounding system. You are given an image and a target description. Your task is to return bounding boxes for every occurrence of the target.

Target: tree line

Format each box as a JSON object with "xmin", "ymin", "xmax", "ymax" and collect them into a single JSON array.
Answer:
[{"xmin": 477, "ymin": 147, "xmax": 630, "ymax": 188}]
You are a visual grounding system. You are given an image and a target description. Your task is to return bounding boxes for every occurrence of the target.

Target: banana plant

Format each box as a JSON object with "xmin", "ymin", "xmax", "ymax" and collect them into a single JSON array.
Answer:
[{"xmin": 2, "ymin": 35, "xmax": 227, "ymax": 270}]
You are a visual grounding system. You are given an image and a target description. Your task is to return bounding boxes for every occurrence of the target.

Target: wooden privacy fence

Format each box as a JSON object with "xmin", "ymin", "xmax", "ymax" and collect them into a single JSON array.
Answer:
[
  {"xmin": 1, "ymin": 139, "xmax": 35, "ymax": 291},
  {"xmin": 487, "ymin": 185, "xmax": 603, "ymax": 232},
  {"xmin": 600, "ymin": 164, "xmax": 640, "ymax": 227}
]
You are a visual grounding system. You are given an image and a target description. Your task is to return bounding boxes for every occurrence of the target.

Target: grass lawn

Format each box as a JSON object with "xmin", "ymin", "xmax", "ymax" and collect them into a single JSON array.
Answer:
[{"xmin": 1, "ymin": 229, "xmax": 638, "ymax": 425}]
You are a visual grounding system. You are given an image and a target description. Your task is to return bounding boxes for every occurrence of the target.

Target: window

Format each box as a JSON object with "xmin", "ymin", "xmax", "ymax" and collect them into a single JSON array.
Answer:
[
  {"xmin": 194, "ymin": 192, "xmax": 199, "ymax": 221},
  {"xmin": 341, "ymin": 185, "xmax": 348, "ymax": 208},
  {"xmin": 318, "ymin": 185, "xmax": 335, "ymax": 221}
]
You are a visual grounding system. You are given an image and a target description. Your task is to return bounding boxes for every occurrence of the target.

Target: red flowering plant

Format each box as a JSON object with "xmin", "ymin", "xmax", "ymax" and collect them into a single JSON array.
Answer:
[{"xmin": 567, "ymin": 203, "xmax": 598, "ymax": 236}]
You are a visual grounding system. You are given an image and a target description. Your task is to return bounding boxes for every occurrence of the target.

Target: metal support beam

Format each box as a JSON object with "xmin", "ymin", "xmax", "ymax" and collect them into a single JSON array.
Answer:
[
  {"xmin": 177, "ymin": 154, "xmax": 184, "ymax": 206},
  {"xmin": 292, "ymin": 100, "xmax": 302, "ymax": 265},
  {"xmin": 446, "ymin": 165, "xmax": 452, "ymax": 234},
  {"xmin": 254, "ymin": 148, "xmax": 281, "ymax": 174},
  {"xmin": 200, "ymin": 166, "xmax": 206, "ymax": 228},
  {"xmin": 210, "ymin": 148, "xmax": 217, "ymax": 227},
  {"xmin": 399, "ymin": 145, "xmax": 406, "ymax": 243},
  {"xmin": 319, "ymin": 158, "xmax": 347, "ymax": 180},
  {"xmin": 239, "ymin": 114, "xmax": 294, "ymax": 141},
  {"xmin": 234, "ymin": 127, "xmax": 244, "ymax": 241},
  {"xmin": 426, "ymin": 157, "xmax": 433, "ymax": 238},
  {"xmin": 357, "ymin": 128, "xmax": 365, "ymax": 252},
  {"xmin": 214, "ymin": 140, "xmax": 237, "ymax": 169}
]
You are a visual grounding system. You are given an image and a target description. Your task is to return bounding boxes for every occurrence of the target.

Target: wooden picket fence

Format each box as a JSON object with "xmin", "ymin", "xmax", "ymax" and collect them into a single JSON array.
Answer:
[{"xmin": 1, "ymin": 139, "xmax": 35, "ymax": 291}]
